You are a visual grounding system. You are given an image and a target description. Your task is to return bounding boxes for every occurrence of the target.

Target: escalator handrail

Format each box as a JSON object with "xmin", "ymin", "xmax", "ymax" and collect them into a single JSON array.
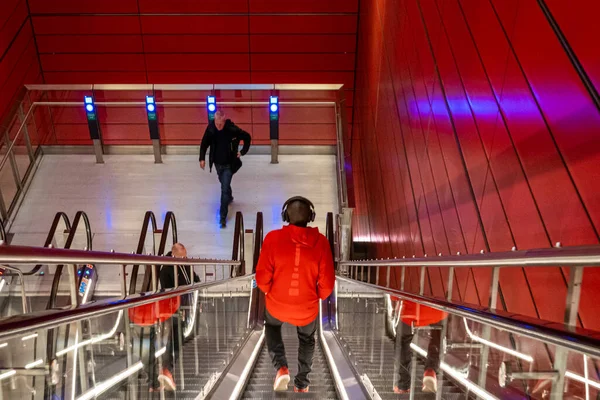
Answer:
[
  {"xmin": 0, "ymin": 244, "xmax": 240, "ymax": 266},
  {"xmin": 252, "ymin": 212, "xmax": 263, "ymax": 274},
  {"xmin": 326, "ymin": 212, "xmax": 334, "ymax": 258},
  {"xmin": 4, "ymin": 212, "xmax": 72, "ymax": 277},
  {"xmin": 140, "ymin": 211, "xmax": 178, "ymax": 292},
  {"xmin": 129, "ymin": 211, "xmax": 158, "ymax": 295},
  {"xmin": 0, "ymin": 275, "xmax": 250, "ymax": 343},
  {"xmin": 47, "ymin": 211, "xmax": 92, "ymax": 309},
  {"xmin": 337, "ymin": 276, "xmax": 600, "ymax": 359},
  {"xmin": 231, "ymin": 211, "xmax": 244, "ymax": 276},
  {"xmin": 339, "ymin": 244, "xmax": 600, "ymax": 268}
]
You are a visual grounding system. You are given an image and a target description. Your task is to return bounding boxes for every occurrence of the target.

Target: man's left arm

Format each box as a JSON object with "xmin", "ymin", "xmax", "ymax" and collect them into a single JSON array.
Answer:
[{"xmin": 233, "ymin": 124, "xmax": 252, "ymax": 156}]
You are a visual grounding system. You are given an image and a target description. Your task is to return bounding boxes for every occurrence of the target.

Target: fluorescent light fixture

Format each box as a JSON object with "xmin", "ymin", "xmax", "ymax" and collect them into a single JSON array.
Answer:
[
  {"xmin": 56, "ymin": 311, "xmax": 123, "ymax": 357},
  {"xmin": 22, "ymin": 333, "xmax": 38, "ymax": 341},
  {"xmin": 0, "ymin": 370, "xmax": 15, "ymax": 380},
  {"xmin": 410, "ymin": 343, "xmax": 497, "ymax": 400},
  {"xmin": 462, "ymin": 319, "xmax": 533, "ymax": 363},
  {"xmin": 0, "ymin": 343, "xmax": 7, "ymax": 349},
  {"xmin": 76, "ymin": 361, "xmax": 143, "ymax": 400},
  {"xmin": 25, "ymin": 359, "xmax": 43, "ymax": 369},
  {"xmin": 155, "ymin": 346, "xmax": 166, "ymax": 358}
]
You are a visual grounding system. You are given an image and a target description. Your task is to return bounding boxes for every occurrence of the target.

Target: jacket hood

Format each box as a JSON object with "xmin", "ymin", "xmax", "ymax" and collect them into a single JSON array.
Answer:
[{"xmin": 283, "ymin": 225, "xmax": 321, "ymax": 247}]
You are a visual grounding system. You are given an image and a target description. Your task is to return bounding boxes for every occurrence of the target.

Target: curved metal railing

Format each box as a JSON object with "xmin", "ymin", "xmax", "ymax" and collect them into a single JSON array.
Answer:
[{"xmin": 129, "ymin": 211, "xmax": 158, "ymax": 295}]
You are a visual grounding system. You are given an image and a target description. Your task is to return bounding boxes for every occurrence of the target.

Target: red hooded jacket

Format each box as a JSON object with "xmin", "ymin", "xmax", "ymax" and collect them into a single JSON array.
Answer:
[
  {"xmin": 256, "ymin": 225, "xmax": 335, "ymax": 327},
  {"xmin": 391, "ymin": 296, "xmax": 447, "ymax": 327}
]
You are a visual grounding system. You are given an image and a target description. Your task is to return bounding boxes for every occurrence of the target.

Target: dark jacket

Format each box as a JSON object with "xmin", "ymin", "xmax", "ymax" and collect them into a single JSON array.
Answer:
[
  {"xmin": 159, "ymin": 251, "xmax": 200, "ymax": 289},
  {"xmin": 199, "ymin": 119, "xmax": 251, "ymax": 173}
]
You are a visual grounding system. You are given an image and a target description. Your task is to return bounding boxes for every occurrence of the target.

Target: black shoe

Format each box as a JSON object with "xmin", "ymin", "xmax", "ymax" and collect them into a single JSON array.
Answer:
[{"xmin": 220, "ymin": 220, "xmax": 226, "ymax": 229}]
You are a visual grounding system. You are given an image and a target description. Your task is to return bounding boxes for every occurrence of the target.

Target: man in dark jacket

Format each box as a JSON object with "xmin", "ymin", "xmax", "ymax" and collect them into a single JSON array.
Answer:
[
  {"xmin": 199, "ymin": 110, "xmax": 252, "ymax": 229},
  {"xmin": 154, "ymin": 243, "xmax": 200, "ymax": 391}
]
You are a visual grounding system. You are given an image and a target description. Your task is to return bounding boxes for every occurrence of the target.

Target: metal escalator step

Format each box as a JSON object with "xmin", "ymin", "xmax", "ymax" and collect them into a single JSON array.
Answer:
[{"xmin": 241, "ymin": 327, "xmax": 338, "ymax": 399}]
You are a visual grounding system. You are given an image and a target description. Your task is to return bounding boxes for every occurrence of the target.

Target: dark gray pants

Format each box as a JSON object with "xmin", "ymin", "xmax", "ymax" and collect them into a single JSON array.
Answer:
[{"xmin": 264, "ymin": 309, "xmax": 317, "ymax": 389}]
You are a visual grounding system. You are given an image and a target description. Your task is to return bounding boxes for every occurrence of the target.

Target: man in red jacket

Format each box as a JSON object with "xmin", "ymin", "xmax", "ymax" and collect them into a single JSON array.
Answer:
[{"xmin": 256, "ymin": 196, "xmax": 335, "ymax": 393}]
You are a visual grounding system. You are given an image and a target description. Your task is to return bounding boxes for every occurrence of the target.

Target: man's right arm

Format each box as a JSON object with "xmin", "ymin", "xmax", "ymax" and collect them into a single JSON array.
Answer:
[
  {"xmin": 199, "ymin": 126, "xmax": 212, "ymax": 164},
  {"xmin": 255, "ymin": 233, "xmax": 275, "ymax": 294}
]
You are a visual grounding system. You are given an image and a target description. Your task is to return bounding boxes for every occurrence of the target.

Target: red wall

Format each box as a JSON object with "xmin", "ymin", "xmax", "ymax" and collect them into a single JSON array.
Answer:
[
  {"xmin": 27, "ymin": 0, "xmax": 357, "ymax": 145},
  {"xmin": 350, "ymin": 0, "xmax": 600, "ymax": 336},
  {"xmin": 0, "ymin": 0, "xmax": 43, "ymax": 130}
]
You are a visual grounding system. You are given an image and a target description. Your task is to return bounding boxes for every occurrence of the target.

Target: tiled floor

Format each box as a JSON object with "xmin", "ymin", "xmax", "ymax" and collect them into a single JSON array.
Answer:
[{"xmin": 10, "ymin": 154, "xmax": 337, "ymax": 290}]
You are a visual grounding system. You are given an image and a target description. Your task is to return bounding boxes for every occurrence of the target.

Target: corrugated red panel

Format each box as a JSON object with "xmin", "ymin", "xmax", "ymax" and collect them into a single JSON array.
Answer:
[
  {"xmin": 43, "ymin": 71, "xmax": 148, "ymax": 84},
  {"xmin": 28, "ymin": 0, "xmax": 139, "ymax": 14},
  {"xmin": 147, "ymin": 71, "xmax": 251, "ymax": 84},
  {"xmin": 248, "ymin": 0, "xmax": 359, "ymax": 13},
  {"xmin": 0, "ymin": 0, "xmax": 22, "ymax": 31},
  {"xmin": 140, "ymin": 16, "xmax": 248, "ymax": 35},
  {"xmin": 158, "ymin": 107, "xmax": 208, "ymax": 124},
  {"xmin": 0, "ymin": 0, "xmax": 27, "ymax": 57},
  {"xmin": 52, "ymin": 124, "xmax": 92, "ymax": 145},
  {"xmin": 251, "ymin": 53, "xmax": 355, "ymax": 71},
  {"xmin": 251, "ymin": 71, "xmax": 354, "ymax": 88},
  {"xmin": 249, "ymin": 15, "xmax": 357, "ymax": 34},
  {"xmin": 41, "ymin": 54, "xmax": 146, "ymax": 72},
  {"xmin": 250, "ymin": 35, "xmax": 356, "ymax": 54},
  {"xmin": 33, "ymin": 16, "xmax": 142, "ymax": 35},
  {"xmin": 160, "ymin": 124, "xmax": 204, "ymax": 144},
  {"xmin": 0, "ymin": 21, "xmax": 33, "ymax": 88},
  {"xmin": 143, "ymin": 35, "xmax": 249, "ymax": 53},
  {"xmin": 100, "ymin": 124, "xmax": 152, "ymax": 145},
  {"xmin": 145, "ymin": 53, "xmax": 250, "ymax": 72},
  {"xmin": 36, "ymin": 35, "xmax": 144, "ymax": 54},
  {"xmin": 139, "ymin": 0, "xmax": 249, "ymax": 13},
  {"xmin": 251, "ymin": 106, "xmax": 335, "ymax": 124},
  {"xmin": 96, "ymin": 107, "xmax": 147, "ymax": 124}
]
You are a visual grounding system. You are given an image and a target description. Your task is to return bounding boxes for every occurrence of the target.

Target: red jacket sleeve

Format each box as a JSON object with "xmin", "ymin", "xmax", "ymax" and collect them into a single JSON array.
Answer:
[
  {"xmin": 255, "ymin": 233, "xmax": 274, "ymax": 294},
  {"xmin": 317, "ymin": 236, "xmax": 335, "ymax": 300}
]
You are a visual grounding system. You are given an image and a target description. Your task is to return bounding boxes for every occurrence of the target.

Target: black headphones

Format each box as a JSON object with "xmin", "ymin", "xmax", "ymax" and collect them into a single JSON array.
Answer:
[{"xmin": 281, "ymin": 196, "xmax": 316, "ymax": 223}]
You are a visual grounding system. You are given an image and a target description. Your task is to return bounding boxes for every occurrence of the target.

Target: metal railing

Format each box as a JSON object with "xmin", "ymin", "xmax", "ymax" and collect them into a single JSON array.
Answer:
[{"xmin": 340, "ymin": 245, "xmax": 600, "ymax": 397}]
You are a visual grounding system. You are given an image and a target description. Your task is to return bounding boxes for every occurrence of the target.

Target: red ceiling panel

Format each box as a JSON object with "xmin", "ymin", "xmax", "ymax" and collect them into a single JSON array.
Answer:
[
  {"xmin": 28, "ymin": 0, "xmax": 139, "ymax": 14},
  {"xmin": 143, "ymin": 35, "xmax": 249, "ymax": 54},
  {"xmin": 145, "ymin": 53, "xmax": 249, "ymax": 72},
  {"xmin": 40, "ymin": 54, "xmax": 146, "ymax": 72},
  {"xmin": 0, "ymin": 22, "xmax": 32, "ymax": 87},
  {"xmin": 248, "ymin": 0, "xmax": 359, "ymax": 13},
  {"xmin": 138, "ymin": 0, "xmax": 249, "ymax": 14},
  {"xmin": 36, "ymin": 35, "xmax": 144, "ymax": 54},
  {"xmin": 250, "ymin": 35, "xmax": 356, "ymax": 54},
  {"xmin": 251, "ymin": 53, "xmax": 355, "ymax": 71},
  {"xmin": 249, "ymin": 15, "xmax": 357, "ymax": 34},
  {"xmin": 33, "ymin": 16, "xmax": 141, "ymax": 35},
  {"xmin": 140, "ymin": 16, "xmax": 249, "ymax": 35}
]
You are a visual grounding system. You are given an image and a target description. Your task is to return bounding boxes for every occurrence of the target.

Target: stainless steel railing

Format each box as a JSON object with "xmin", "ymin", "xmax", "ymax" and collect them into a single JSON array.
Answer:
[{"xmin": 340, "ymin": 244, "xmax": 600, "ymax": 396}]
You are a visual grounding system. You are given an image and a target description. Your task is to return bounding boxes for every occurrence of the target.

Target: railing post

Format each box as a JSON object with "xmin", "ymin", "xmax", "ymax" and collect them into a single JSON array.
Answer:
[
  {"xmin": 551, "ymin": 266, "xmax": 584, "ymax": 398},
  {"xmin": 478, "ymin": 266, "xmax": 501, "ymax": 388},
  {"xmin": 386, "ymin": 265, "xmax": 391, "ymax": 288},
  {"xmin": 18, "ymin": 103, "xmax": 35, "ymax": 162}
]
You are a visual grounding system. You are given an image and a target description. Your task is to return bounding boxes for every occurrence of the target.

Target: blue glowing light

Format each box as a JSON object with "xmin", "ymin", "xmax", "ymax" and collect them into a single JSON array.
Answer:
[
  {"xmin": 270, "ymin": 104, "xmax": 278, "ymax": 113},
  {"xmin": 147, "ymin": 104, "xmax": 155, "ymax": 113},
  {"xmin": 85, "ymin": 104, "xmax": 94, "ymax": 113},
  {"xmin": 84, "ymin": 96, "xmax": 93, "ymax": 104},
  {"xmin": 270, "ymin": 96, "xmax": 278, "ymax": 104},
  {"xmin": 146, "ymin": 96, "xmax": 155, "ymax": 104},
  {"xmin": 208, "ymin": 104, "xmax": 216, "ymax": 112},
  {"xmin": 207, "ymin": 96, "xmax": 216, "ymax": 104}
]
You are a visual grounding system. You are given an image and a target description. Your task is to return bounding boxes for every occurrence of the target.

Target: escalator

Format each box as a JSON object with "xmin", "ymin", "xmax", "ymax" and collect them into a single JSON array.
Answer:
[{"xmin": 0, "ymin": 212, "xmax": 599, "ymax": 400}]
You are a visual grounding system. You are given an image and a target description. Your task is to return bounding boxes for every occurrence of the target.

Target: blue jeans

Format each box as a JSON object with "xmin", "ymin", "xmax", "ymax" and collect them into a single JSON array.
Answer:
[{"xmin": 215, "ymin": 164, "xmax": 233, "ymax": 221}]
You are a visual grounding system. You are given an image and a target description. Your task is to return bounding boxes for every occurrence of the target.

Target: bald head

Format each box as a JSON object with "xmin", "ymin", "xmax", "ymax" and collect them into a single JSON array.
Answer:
[
  {"xmin": 215, "ymin": 110, "xmax": 226, "ymax": 130},
  {"xmin": 171, "ymin": 243, "xmax": 187, "ymax": 258},
  {"xmin": 287, "ymin": 200, "xmax": 312, "ymax": 227}
]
